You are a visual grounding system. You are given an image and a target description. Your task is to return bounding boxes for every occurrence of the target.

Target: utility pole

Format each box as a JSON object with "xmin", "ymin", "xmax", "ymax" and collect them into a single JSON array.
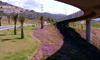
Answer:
[{"xmin": 41, "ymin": 4, "xmax": 43, "ymax": 13}]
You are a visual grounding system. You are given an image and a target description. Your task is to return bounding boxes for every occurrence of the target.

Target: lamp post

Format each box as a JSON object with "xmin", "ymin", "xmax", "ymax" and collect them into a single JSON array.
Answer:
[{"xmin": 63, "ymin": 8, "xmax": 67, "ymax": 15}]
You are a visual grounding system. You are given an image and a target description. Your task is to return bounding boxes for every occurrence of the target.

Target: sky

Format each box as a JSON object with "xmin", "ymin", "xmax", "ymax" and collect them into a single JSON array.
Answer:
[
  {"xmin": 1, "ymin": 0, "xmax": 80, "ymax": 15},
  {"xmin": 92, "ymin": 18, "xmax": 100, "ymax": 21}
]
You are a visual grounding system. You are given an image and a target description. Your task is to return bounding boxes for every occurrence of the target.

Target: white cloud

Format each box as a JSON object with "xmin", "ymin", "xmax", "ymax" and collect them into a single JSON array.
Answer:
[
  {"xmin": 33, "ymin": 0, "xmax": 80, "ymax": 15},
  {"xmin": 1, "ymin": 0, "xmax": 8, "ymax": 2},
  {"xmin": 1, "ymin": 0, "xmax": 80, "ymax": 15},
  {"xmin": 1, "ymin": 0, "xmax": 27, "ymax": 7},
  {"xmin": 33, "ymin": 8, "xmax": 41, "ymax": 12}
]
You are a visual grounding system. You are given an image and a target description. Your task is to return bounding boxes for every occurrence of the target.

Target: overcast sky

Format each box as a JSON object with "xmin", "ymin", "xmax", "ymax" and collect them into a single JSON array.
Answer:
[{"xmin": 1, "ymin": 0, "xmax": 80, "ymax": 15}]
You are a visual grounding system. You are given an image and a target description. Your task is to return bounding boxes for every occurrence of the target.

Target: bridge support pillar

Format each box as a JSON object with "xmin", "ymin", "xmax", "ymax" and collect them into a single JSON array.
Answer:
[
  {"xmin": 86, "ymin": 20, "xmax": 91, "ymax": 41},
  {"xmin": 66, "ymin": 23, "xmax": 69, "ymax": 28}
]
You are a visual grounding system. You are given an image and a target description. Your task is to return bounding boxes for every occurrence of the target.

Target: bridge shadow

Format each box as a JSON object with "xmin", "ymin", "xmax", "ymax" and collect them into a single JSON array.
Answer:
[{"xmin": 46, "ymin": 23, "xmax": 100, "ymax": 60}]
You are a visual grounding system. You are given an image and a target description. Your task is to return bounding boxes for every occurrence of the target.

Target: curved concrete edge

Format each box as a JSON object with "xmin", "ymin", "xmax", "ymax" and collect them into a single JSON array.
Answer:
[
  {"xmin": 29, "ymin": 30, "xmax": 43, "ymax": 60},
  {"xmin": 56, "ymin": 10, "xmax": 84, "ymax": 23},
  {"xmin": 55, "ymin": 0, "xmax": 96, "ymax": 41},
  {"xmin": 59, "ymin": 11, "xmax": 96, "ymax": 24},
  {"xmin": 56, "ymin": 0, "xmax": 97, "ymax": 23}
]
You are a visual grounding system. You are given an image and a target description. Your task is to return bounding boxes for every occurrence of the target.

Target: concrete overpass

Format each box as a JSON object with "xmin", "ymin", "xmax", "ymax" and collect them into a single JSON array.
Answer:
[{"xmin": 56, "ymin": 0, "xmax": 100, "ymax": 41}]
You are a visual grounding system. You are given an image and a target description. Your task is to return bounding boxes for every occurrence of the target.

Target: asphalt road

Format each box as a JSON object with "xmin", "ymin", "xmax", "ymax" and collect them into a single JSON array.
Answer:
[{"xmin": 0, "ymin": 24, "xmax": 35, "ymax": 31}]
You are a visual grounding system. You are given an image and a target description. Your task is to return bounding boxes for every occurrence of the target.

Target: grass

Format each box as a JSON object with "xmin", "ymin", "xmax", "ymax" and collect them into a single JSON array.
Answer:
[
  {"xmin": 1, "ymin": 20, "xmax": 20, "ymax": 26},
  {"xmin": 69, "ymin": 22, "xmax": 100, "ymax": 31},
  {"xmin": 91, "ymin": 23, "xmax": 100, "ymax": 28},
  {"xmin": 69, "ymin": 23, "xmax": 86, "ymax": 30},
  {"xmin": 2, "ymin": 23, "xmax": 17, "ymax": 26},
  {"xmin": 47, "ymin": 39, "xmax": 54, "ymax": 43},
  {"xmin": 0, "ymin": 25, "xmax": 39, "ymax": 60}
]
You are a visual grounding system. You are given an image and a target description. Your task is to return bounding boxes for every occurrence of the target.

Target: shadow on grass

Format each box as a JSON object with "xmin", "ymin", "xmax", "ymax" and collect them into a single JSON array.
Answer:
[
  {"xmin": 0, "ymin": 34, "xmax": 6, "ymax": 36},
  {"xmin": 46, "ymin": 23, "xmax": 100, "ymax": 60},
  {"xmin": 15, "ymin": 37, "xmax": 22, "ymax": 39},
  {"xmin": 1, "ymin": 39, "xmax": 12, "ymax": 42}
]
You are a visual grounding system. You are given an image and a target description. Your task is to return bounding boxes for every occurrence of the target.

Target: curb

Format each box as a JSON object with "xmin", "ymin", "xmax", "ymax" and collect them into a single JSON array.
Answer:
[{"xmin": 29, "ymin": 30, "xmax": 42, "ymax": 60}]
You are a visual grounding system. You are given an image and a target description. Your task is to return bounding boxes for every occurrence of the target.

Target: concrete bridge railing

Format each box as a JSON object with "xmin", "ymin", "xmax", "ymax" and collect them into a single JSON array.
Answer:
[
  {"xmin": 56, "ymin": 10, "xmax": 92, "ymax": 41},
  {"xmin": 56, "ymin": 10, "xmax": 84, "ymax": 22}
]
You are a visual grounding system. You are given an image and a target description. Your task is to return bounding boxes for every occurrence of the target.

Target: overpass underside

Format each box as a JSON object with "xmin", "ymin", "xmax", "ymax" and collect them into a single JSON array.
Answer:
[{"xmin": 56, "ymin": 0, "xmax": 100, "ymax": 41}]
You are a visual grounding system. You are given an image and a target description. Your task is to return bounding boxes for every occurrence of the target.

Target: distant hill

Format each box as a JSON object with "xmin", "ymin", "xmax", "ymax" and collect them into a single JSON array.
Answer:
[
  {"xmin": 0, "ymin": 1, "xmax": 11, "ymax": 6},
  {"xmin": 42, "ymin": 12, "xmax": 66, "ymax": 20},
  {"xmin": 0, "ymin": 1, "xmax": 24, "ymax": 14},
  {"xmin": 0, "ymin": 1, "xmax": 66, "ymax": 21}
]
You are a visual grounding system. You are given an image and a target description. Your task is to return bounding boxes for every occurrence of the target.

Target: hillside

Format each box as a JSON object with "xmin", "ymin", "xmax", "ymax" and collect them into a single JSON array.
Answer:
[
  {"xmin": 42, "ymin": 12, "xmax": 66, "ymax": 20},
  {"xmin": 0, "ymin": 1, "xmax": 66, "ymax": 21},
  {"xmin": 0, "ymin": 1, "xmax": 23, "ymax": 14},
  {"xmin": 30, "ymin": 24, "xmax": 100, "ymax": 60}
]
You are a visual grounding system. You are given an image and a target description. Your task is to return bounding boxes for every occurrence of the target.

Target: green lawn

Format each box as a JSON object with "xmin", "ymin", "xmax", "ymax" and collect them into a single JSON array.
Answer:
[
  {"xmin": 0, "ymin": 26, "xmax": 39, "ymax": 60},
  {"xmin": 69, "ymin": 23, "xmax": 86, "ymax": 30},
  {"xmin": 2, "ymin": 23, "xmax": 15, "ymax": 26},
  {"xmin": 2, "ymin": 23, "xmax": 21, "ymax": 26},
  {"xmin": 1, "ymin": 20, "xmax": 20, "ymax": 26},
  {"xmin": 92, "ymin": 23, "xmax": 100, "ymax": 28},
  {"xmin": 69, "ymin": 23, "xmax": 100, "ymax": 30}
]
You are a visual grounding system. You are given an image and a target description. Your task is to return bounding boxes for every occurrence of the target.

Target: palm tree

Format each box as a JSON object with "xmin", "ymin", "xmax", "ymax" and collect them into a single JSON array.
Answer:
[
  {"xmin": 12, "ymin": 13, "xmax": 18, "ymax": 35},
  {"xmin": 7, "ymin": 14, "xmax": 11, "ymax": 24},
  {"xmin": 49, "ymin": 18, "xmax": 52, "ymax": 23},
  {"xmin": 40, "ymin": 15, "xmax": 44, "ymax": 29},
  {"xmin": 19, "ymin": 15, "xmax": 25, "ymax": 39},
  {"xmin": 0, "ymin": 16, "xmax": 2, "ymax": 26}
]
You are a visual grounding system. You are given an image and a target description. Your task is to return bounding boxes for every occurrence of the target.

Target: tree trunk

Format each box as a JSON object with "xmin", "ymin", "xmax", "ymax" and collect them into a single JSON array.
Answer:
[
  {"xmin": 14, "ymin": 24, "xmax": 17, "ymax": 35},
  {"xmin": 8, "ymin": 18, "xmax": 10, "ymax": 24},
  {"xmin": 21, "ymin": 24, "xmax": 24, "ymax": 39},
  {"xmin": 0, "ymin": 19, "xmax": 1, "ymax": 26},
  {"xmin": 41, "ymin": 22, "xmax": 44, "ymax": 29}
]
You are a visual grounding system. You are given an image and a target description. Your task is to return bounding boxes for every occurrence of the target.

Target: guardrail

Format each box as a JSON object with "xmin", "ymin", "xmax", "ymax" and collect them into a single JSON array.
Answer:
[{"xmin": 56, "ymin": 10, "xmax": 84, "ymax": 22}]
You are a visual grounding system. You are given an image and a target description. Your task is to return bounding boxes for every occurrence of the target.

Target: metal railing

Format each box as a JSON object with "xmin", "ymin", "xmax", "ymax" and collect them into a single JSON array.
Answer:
[{"xmin": 56, "ymin": 10, "xmax": 84, "ymax": 22}]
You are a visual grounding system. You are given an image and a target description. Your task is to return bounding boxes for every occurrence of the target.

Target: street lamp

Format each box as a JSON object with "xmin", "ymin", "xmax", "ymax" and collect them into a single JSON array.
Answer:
[{"xmin": 63, "ymin": 8, "xmax": 67, "ymax": 15}]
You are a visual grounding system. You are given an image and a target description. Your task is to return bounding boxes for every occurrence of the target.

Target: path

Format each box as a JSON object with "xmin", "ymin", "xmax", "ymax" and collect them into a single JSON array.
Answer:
[{"xmin": 0, "ymin": 24, "xmax": 35, "ymax": 31}]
